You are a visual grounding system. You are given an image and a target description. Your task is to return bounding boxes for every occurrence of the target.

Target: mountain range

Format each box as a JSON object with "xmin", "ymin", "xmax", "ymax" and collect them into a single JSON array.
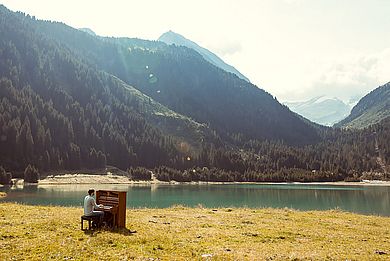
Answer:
[
  {"xmin": 0, "ymin": 4, "xmax": 388, "ymax": 181},
  {"xmin": 158, "ymin": 30, "xmax": 250, "ymax": 82},
  {"xmin": 285, "ymin": 96, "xmax": 351, "ymax": 126},
  {"xmin": 38, "ymin": 21, "xmax": 319, "ymax": 146},
  {"xmin": 336, "ymin": 82, "xmax": 390, "ymax": 129}
]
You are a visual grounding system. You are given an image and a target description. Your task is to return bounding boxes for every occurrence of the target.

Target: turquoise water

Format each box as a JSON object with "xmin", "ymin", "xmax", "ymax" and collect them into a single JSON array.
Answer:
[{"xmin": 1, "ymin": 183, "xmax": 389, "ymax": 216}]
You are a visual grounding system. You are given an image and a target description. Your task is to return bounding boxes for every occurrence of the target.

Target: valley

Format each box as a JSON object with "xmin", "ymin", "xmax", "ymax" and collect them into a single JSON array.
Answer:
[
  {"xmin": 0, "ymin": 4, "xmax": 389, "ymax": 185},
  {"xmin": 0, "ymin": 2, "xmax": 389, "ymax": 260}
]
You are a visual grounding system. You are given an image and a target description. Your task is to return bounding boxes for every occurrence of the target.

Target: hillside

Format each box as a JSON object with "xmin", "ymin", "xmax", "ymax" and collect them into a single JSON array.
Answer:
[
  {"xmin": 158, "ymin": 30, "xmax": 250, "ymax": 82},
  {"xmin": 285, "ymin": 96, "xmax": 351, "ymax": 126},
  {"xmin": 336, "ymin": 83, "xmax": 390, "ymax": 129},
  {"xmin": 0, "ymin": 5, "xmax": 214, "ymax": 171},
  {"xmin": 0, "ymin": 5, "xmax": 388, "ymax": 180},
  {"xmin": 0, "ymin": 5, "xmax": 317, "ymax": 174},
  {"xmin": 33, "ymin": 21, "xmax": 320, "ymax": 146},
  {"xmin": 78, "ymin": 27, "xmax": 96, "ymax": 36}
]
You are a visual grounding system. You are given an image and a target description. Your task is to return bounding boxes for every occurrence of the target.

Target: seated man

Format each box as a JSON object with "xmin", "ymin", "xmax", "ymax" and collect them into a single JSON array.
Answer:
[{"xmin": 83, "ymin": 188, "xmax": 104, "ymax": 227}]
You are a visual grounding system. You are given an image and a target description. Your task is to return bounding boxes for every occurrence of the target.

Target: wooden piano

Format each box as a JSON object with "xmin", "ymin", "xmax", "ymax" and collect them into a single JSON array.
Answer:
[{"xmin": 96, "ymin": 190, "xmax": 127, "ymax": 228}]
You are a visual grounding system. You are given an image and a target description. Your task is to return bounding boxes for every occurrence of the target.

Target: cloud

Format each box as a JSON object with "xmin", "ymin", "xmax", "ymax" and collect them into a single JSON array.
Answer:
[
  {"xmin": 206, "ymin": 41, "xmax": 243, "ymax": 57},
  {"xmin": 281, "ymin": 48, "xmax": 390, "ymax": 102},
  {"xmin": 216, "ymin": 42, "xmax": 243, "ymax": 56},
  {"xmin": 283, "ymin": 0, "xmax": 303, "ymax": 4}
]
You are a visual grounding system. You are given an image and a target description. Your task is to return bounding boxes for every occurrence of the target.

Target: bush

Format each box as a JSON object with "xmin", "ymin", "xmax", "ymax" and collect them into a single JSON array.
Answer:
[
  {"xmin": 24, "ymin": 164, "xmax": 40, "ymax": 183},
  {"xmin": 0, "ymin": 166, "xmax": 12, "ymax": 185},
  {"xmin": 127, "ymin": 167, "xmax": 151, "ymax": 181}
]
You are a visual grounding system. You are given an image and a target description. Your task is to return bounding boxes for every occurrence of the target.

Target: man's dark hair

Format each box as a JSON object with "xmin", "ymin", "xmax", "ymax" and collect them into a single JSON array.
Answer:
[{"xmin": 88, "ymin": 189, "xmax": 95, "ymax": 195}]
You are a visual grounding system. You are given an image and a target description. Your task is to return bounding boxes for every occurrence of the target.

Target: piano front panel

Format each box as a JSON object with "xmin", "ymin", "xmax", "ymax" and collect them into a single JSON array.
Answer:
[{"xmin": 96, "ymin": 190, "xmax": 127, "ymax": 228}]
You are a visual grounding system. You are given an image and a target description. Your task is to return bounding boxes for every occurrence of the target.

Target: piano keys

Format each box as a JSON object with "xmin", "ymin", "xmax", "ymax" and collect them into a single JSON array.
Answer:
[{"xmin": 96, "ymin": 190, "xmax": 127, "ymax": 228}]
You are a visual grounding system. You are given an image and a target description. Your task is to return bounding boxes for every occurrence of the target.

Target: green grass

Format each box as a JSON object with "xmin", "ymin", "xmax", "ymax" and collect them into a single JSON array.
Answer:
[{"xmin": 1, "ymin": 203, "xmax": 390, "ymax": 260}]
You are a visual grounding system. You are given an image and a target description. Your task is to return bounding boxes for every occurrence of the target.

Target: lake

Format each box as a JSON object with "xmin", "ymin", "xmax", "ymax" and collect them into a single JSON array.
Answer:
[{"xmin": 1, "ymin": 183, "xmax": 389, "ymax": 216}]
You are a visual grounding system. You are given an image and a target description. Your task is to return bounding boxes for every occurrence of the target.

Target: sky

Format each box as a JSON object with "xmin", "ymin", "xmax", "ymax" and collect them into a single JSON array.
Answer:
[{"xmin": 2, "ymin": 0, "xmax": 390, "ymax": 102}]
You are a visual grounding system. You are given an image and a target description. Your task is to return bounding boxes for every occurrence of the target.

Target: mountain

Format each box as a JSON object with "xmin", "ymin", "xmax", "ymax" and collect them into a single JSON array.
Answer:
[
  {"xmin": 32, "ymin": 21, "xmax": 320, "ymax": 146},
  {"xmin": 78, "ymin": 27, "xmax": 96, "ymax": 36},
  {"xmin": 0, "ymin": 5, "xmax": 387, "ymax": 181},
  {"xmin": 0, "ymin": 5, "xmax": 213, "ymax": 171},
  {"xmin": 285, "ymin": 96, "xmax": 351, "ymax": 126},
  {"xmin": 336, "ymin": 82, "xmax": 390, "ymax": 129},
  {"xmin": 0, "ymin": 4, "xmax": 319, "ymax": 171},
  {"xmin": 158, "ymin": 30, "xmax": 250, "ymax": 82}
]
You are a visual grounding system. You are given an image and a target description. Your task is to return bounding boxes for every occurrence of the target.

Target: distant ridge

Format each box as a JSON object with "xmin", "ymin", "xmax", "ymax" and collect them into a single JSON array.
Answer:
[
  {"xmin": 336, "ymin": 82, "xmax": 390, "ymax": 129},
  {"xmin": 2, "ymin": 4, "xmax": 388, "ymax": 181},
  {"xmin": 78, "ymin": 27, "xmax": 96, "ymax": 36},
  {"xmin": 285, "ymin": 96, "xmax": 351, "ymax": 126},
  {"xmin": 158, "ymin": 30, "xmax": 250, "ymax": 82}
]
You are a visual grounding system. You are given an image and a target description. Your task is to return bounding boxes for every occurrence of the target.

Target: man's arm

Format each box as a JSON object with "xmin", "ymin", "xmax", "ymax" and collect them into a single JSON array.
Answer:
[{"xmin": 92, "ymin": 197, "xmax": 103, "ymax": 209}]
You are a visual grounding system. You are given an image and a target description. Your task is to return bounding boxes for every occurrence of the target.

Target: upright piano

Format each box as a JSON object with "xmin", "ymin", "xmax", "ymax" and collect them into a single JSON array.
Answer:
[{"xmin": 96, "ymin": 190, "xmax": 127, "ymax": 228}]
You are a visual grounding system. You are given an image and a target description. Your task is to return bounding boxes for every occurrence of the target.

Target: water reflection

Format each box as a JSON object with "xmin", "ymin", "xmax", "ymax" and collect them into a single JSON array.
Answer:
[{"xmin": 0, "ymin": 184, "xmax": 389, "ymax": 216}]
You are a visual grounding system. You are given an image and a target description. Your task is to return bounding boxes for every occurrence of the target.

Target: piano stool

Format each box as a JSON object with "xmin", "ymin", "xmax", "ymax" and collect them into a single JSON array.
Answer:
[{"xmin": 81, "ymin": 215, "xmax": 100, "ymax": 230}]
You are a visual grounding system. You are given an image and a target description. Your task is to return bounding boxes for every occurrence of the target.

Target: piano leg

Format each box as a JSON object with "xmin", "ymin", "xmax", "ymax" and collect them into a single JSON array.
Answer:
[{"xmin": 102, "ymin": 211, "xmax": 117, "ymax": 229}]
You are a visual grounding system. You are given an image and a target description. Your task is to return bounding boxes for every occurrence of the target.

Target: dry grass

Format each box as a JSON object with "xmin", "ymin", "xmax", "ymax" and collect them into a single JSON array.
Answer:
[{"xmin": 0, "ymin": 203, "xmax": 390, "ymax": 260}]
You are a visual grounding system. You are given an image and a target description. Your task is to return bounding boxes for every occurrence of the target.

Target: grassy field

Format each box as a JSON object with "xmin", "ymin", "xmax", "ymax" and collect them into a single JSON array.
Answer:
[{"xmin": 0, "ymin": 203, "xmax": 389, "ymax": 260}]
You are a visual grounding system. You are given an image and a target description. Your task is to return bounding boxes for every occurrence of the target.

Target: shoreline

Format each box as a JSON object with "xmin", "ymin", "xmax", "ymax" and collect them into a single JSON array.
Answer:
[
  {"xmin": 35, "ymin": 173, "xmax": 390, "ymax": 186},
  {"xmin": 38, "ymin": 174, "xmax": 135, "ymax": 185}
]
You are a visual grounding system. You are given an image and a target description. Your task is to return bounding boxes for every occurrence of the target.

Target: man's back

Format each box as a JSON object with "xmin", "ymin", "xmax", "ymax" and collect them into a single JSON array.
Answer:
[{"xmin": 84, "ymin": 195, "xmax": 95, "ymax": 215}]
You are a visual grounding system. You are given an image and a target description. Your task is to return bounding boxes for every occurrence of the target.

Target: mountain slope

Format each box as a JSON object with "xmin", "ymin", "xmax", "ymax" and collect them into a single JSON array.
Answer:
[
  {"xmin": 0, "ymin": 5, "xmax": 213, "ymax": 171},
  {"xmin": 0, "ymin": 5, "xmax": 388, "ymax": 180},
  {"xmin": 158, "ymin": 30, "xmax": 250, "ymax": 82},
  {"xmin": 285, "ymin": 96, "xmax": 351, "ymax": 126},
  {"xmin": 32, "ymin": 22, "xmax": 320, "ymax": 146},
  {"xmin": 336, "ymin": 83, "xmax": 390, "ymax": 129},
  {"xmin": 78, "ymin": 27, "xmax": 96, "ymax": 36}
]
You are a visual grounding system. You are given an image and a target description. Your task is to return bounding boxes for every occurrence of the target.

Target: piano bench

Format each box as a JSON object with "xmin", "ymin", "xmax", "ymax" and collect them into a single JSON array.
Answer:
[{"xmin": 81, "ymin": 215, "xmax": 100, "ymax": 230}]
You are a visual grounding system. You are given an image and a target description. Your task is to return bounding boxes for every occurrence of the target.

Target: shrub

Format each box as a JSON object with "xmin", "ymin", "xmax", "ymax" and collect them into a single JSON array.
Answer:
[
  {"xmin": 127, "ymin": 167, "xmax": 151, "ymax": 181},
  {"xmin": 0, "ymin": 166, "xmax": 12, "ymax": 185},
  {"xmin": 24, "ymin": 164, "xmax": 40, "ymax": 183}
]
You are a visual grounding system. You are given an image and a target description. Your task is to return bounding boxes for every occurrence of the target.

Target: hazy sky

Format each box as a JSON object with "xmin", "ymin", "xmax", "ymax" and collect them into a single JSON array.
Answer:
[{"xmin": 2, "ymin": 0, "xmax": 390, "ymax": 102}]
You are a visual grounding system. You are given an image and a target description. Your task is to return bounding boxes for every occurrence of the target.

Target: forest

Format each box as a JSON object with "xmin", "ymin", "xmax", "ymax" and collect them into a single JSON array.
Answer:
[{"xmin": 0, "ymin": 5, "xmax": 389, "ymax": 183}]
